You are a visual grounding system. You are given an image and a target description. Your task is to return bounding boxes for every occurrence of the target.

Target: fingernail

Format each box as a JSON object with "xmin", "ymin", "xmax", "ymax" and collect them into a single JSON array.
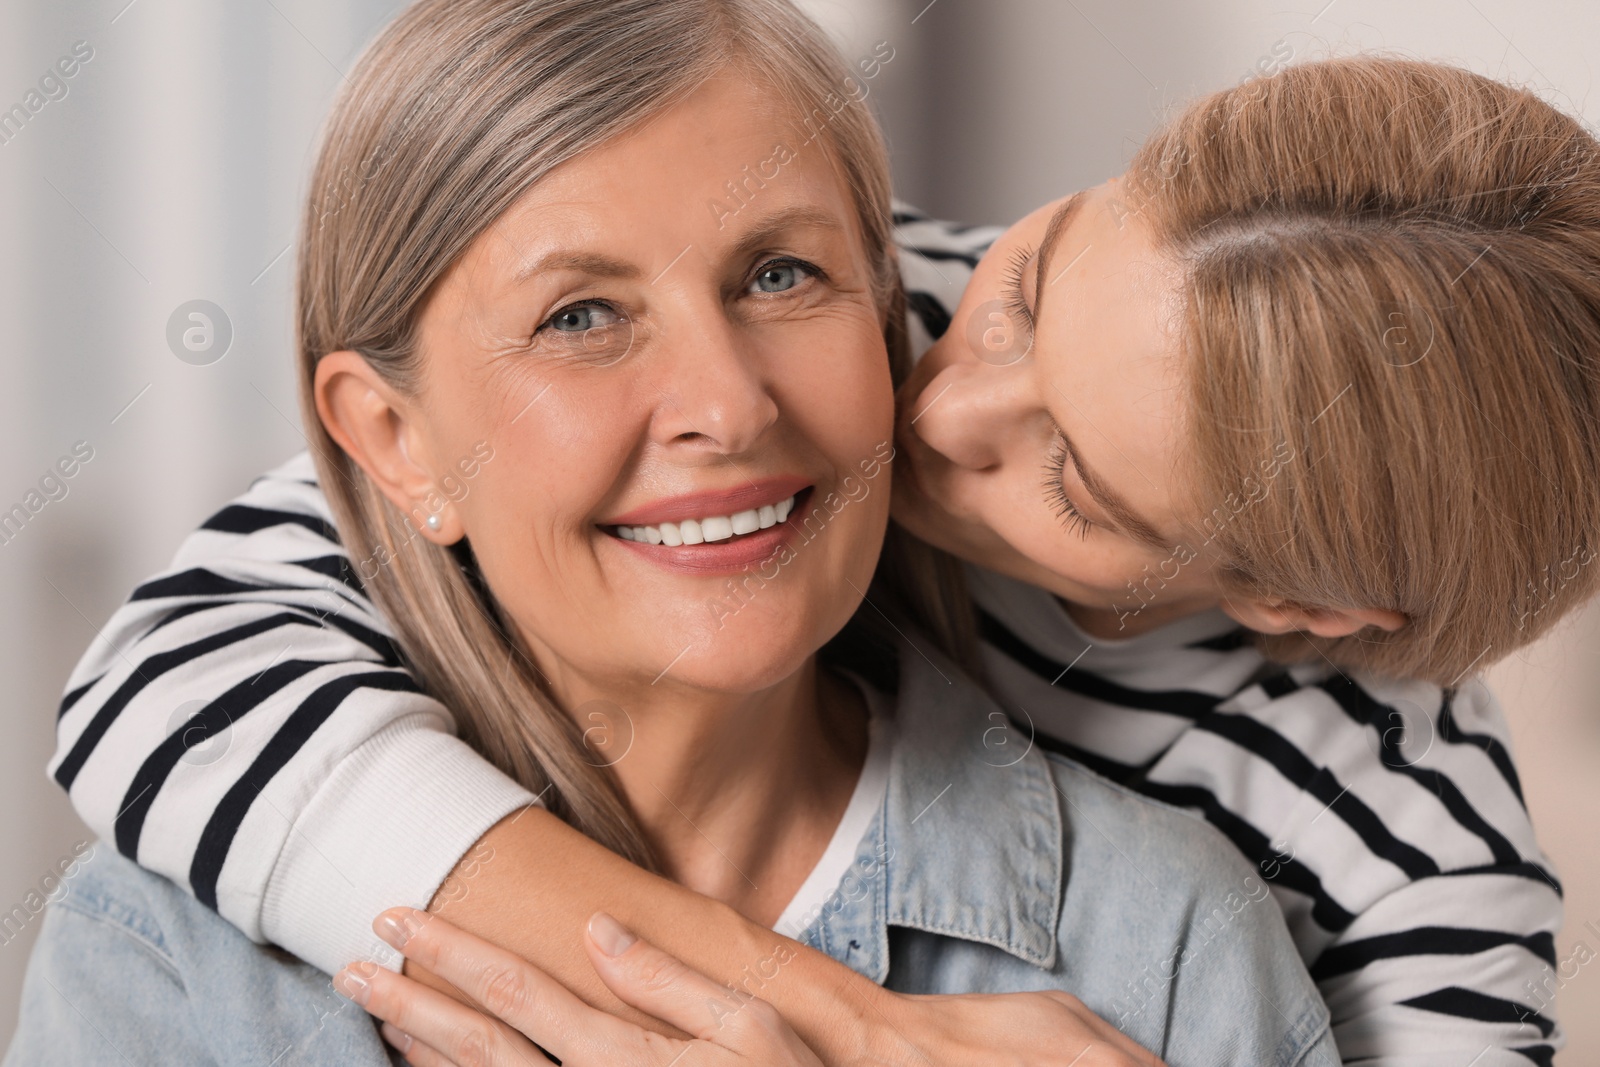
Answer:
[
  {"xmin": 381, "ymin": 1022, "xmax": 413, "ymax": 1054},
  {"xmin": 375, "ymin": 908, "xmax": 424, "ymax": 950},
  {"xmin": 588, "ymin": 912, "xmax": 637, "ymax": 957},
  {"xmin": 334, "ymin": 962, "xmax": 376, "ymax": 1006}
]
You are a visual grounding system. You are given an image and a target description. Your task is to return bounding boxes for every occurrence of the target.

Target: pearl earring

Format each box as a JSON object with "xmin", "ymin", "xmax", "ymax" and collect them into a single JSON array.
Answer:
[{"xmin": 425, "ymin": 512, "xmax": 442, "ymax": 531}]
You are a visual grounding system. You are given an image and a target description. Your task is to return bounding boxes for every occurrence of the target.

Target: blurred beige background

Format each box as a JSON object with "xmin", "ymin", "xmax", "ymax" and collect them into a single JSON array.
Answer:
[{"xmin": 0, "ymin": 0, "xmax": 1595, "ymax": 1058}]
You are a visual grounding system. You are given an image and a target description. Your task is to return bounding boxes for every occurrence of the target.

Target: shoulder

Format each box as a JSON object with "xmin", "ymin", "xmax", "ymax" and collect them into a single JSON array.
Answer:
[
  {"xmin": 42, "ymin": 844, "xmax": 240, "ymax": 967},
  {"xmin": 891, "ymin": 203, "xmax": 1001, "ymax": 352},
  {"xmin": 15, "ymin": 844, "xmax": 398, "ymax": 1065},
  {"xmin": 1043, "ymin": 753, "xmax": 1335, "ymax": 1066},
  {"xmin": 1231, "ymin": 666, "xmax": 1543, "ymax": 870},
  {"xmin": 891, "ymin": 202, "xmax": 1004, "ymax": 263},
  {"xmin": 891, "ymin": 203, "xmax": 1001, "ymax": 293},
  {"xmin": 177, "ymin": 450, "xmax": 343, "ymax": 560},
  {"xmin": 1043, "ymin": 748, "xmax": 1267, "ymax": 891}
]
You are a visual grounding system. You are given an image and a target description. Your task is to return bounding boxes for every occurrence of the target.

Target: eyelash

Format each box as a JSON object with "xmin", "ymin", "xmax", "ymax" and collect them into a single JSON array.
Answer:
[
  {"xmin": 1003, "ymin": 249, "xmax": 1089, "ymax": 537},
  {"xmin": 1001, "ymin": 243, "xmax": 1036, "ymax": 334},
  {"xmin": 1043, "ymin": 430, "xmax": 1095, "ymax": 539}
]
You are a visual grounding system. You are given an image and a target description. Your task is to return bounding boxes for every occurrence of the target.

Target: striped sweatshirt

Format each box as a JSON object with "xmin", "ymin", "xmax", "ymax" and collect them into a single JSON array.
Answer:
[{"xmin": 50, "ymin": 210, "xmax": 1563, "ymax": 1066}]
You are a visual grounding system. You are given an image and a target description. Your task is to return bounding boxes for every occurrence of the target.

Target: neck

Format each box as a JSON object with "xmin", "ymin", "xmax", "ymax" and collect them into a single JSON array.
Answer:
[{"xmin": 562, "ymin": 660, "xmax": 869, "ymax": 925}]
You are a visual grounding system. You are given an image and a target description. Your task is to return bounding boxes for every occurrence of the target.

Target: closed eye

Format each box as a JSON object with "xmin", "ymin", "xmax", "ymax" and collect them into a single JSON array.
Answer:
[
  {"xmin": 1002, "ymin": 243, "xmax": 1037, "ymax": 338},
  {"xmin": 1044, "ymin": 429, "xmax": 1095, "ymax": 538}
]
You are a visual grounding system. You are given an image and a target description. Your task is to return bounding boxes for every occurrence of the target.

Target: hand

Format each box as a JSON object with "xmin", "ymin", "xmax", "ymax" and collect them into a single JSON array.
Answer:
[
  {"xmin": 860, "ymin": 989, "xmax": 1166, "ymax": 1067},
  {"xmin": 334, "ymin": 907, "xmax": 825, "ymax": 1066}
]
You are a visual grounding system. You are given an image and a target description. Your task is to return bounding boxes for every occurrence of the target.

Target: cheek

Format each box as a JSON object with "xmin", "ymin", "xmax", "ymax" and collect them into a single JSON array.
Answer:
[
  {"xmin": 1017, "ymin": 520, "xmax": 1134, "ymax": 592},
  {"xmin": 779, "ymin": 319, "xmax": 896, "ymax": 456},
  {"xmin": 452, "ymin": 396, "xmax": 633, "ymax": 563},
  {"xmin": 843, "ymin": 351, "xmax": 896, "ymax": 441},
  {"xmin": 968, "ymin": 461, "xmax": 1149, "ymax": 596}
]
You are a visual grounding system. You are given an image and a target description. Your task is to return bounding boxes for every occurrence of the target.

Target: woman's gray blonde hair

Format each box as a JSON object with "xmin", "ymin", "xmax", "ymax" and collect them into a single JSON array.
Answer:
[{"xmin": 294, "ymin": 0, "xmax": 965, "ymax": 866}]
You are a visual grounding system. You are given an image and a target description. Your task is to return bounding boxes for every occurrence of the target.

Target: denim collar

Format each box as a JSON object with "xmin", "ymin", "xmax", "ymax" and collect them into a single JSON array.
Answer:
[{"xmin": 806, "ymin": 637, "xmax": 1065, "ymax": 981}]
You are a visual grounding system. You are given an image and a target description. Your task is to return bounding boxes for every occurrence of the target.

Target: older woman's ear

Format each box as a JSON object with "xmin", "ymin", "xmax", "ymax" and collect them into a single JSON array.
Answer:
[{"xmin": 313, "ymin": 350, "xmax": 461, "ymax": 543}]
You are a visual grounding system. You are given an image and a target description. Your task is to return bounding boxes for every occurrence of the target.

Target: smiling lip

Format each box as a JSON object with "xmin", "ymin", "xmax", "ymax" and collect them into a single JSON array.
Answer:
[
  {"xmin": 605, "ymin": 486, "xmax": 815, "ymax": 576},
  {"xmin": 604, "ymin": 476, "xmax": 813, "ymax": 527}
]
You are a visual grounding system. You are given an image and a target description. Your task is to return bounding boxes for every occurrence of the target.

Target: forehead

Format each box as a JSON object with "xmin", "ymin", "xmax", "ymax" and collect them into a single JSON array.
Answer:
[
  {"xmin": 1034, "ymin": 184, "xmax": 1189, "ymax": 531},
  {"xmin": 455, "ymin": 72, "xmax": 865, "ymax": 288}
]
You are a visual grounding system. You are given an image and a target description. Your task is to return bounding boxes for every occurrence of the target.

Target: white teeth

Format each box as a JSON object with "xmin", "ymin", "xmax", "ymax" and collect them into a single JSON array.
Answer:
[{"xmin": 613, "ymin": 494, "xmax": 798, "ymax": 546}]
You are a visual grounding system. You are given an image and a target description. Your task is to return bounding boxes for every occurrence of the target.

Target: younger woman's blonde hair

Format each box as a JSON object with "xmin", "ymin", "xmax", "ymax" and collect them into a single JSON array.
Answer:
[
  {"xmin": 1130, "ymin": 56, "xmax": 1600, "ymax": 685},
  {"xmin": 291, "ymin": 0, "xmax": 960, "ymax": 866}
]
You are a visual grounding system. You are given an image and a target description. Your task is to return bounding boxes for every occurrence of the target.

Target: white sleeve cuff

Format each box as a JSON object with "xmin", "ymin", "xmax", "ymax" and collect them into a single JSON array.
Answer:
[{"xmin": 258, "ymin": 720, "xmax": 540, "ymax": 975}]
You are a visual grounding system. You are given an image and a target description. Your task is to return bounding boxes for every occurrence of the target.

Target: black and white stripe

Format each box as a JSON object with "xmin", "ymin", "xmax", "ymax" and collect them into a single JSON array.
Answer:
[
  {"xmin": 50, "ymin": 211, "xmax": 1564, "ymax": 1064},
  {"xmin": 51, "ymin": 467, "xmax": 540, "ymax": 975},
  {"xmin": 966, "ymin": 563, "xmax": 1563, "ymax": 1066}
]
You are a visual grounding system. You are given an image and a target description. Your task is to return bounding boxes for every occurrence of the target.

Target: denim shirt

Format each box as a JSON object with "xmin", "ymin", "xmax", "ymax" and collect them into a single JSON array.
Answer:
[
  {"xmin": 793, "ymin": 638, "xmax": 1338, "ymax": 1067},
  {"xmin": 4, "ymin": 638, "xmax": 1334, "ymax": 1067}
]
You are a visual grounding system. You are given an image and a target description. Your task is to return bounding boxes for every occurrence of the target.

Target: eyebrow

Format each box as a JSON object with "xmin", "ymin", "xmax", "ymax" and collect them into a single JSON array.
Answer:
[
  {"xmin": 507, "ymin": 205, "xmax": 844, "ymax": 288},
  {"xmin": 1054, "ymin": 416, "xmax": 1171, "ymax": 550},
  {"xmin": 729, "ymin": 205, "xmax": 846, "ymax": 259},
  {"xmin": 511, "ymin": 250, "xmax": 642, "ymax": 286},
  {"xmin": 1031, "ymin": 191, "xmax": 1088, "ymax": 329}
]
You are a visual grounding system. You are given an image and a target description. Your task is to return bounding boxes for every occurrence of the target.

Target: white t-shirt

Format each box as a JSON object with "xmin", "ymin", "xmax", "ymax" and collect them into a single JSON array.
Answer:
[{"xmin": 772, "ymin": 681, "xmax": 894, "ymax": 939}]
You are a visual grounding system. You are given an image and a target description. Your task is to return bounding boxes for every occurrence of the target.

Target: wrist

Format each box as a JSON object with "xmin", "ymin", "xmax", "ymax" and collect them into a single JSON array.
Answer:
[
  {"xmin": 801, "ymin": 968, "xmax": 882, "ymax": 1067},
  {"xmin": 846, "ymin": 990, "xmax": 925, "ymax": 1067},
  {"xmin": 729, "ymin": 918, "xmax": 895, "ymax": 1066}
]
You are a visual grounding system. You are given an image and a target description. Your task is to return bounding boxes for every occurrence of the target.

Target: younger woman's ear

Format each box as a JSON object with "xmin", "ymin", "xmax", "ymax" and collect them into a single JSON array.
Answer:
[
  {"xmin": 1221, "ymin": 598, "xmax": 1407, "ymax": 639},
  {"xmin": 313, "ymin": 350, "xmax": 461, "ymax": 544}
]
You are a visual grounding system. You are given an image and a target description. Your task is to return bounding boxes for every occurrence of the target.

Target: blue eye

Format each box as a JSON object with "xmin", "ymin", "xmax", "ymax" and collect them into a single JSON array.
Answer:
[
  {"xmin": 754, "ymin": 261, "xmax": 806, "ymax": 293},
  {"xmin": 547, "ymin": 303, "xmax": 620, "ymax": 333}
]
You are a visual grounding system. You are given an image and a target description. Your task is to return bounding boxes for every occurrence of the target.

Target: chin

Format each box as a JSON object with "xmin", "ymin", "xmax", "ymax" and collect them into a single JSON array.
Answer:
[
  {"xmin": 664, "ymin": 640, "xmax": 817, "ymax": 695},
  {"xmin": 668, "ymin": 595, "xmax": 850, "ymax": 693}
]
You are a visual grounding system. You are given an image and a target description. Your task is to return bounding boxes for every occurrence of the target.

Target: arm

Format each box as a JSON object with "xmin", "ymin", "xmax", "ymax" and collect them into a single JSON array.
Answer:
[
  {"xmin": 966, "ymin": 563, "xmax": 1568, "ymax": 1064},
  {"xmin": 51, "ymin": 452, "xmax": 538, "ymax": 976},
  {"xmin": 1295, "ymin": 677, "xmax": 1566, "ymax": 1065},
  {"xmin": 51, "ymin": 454, "xmax": 1163, "ymax": 1067},
  {"xmin": 414, "ymin": 804, "xmax": 885, "ymax": 1050}
]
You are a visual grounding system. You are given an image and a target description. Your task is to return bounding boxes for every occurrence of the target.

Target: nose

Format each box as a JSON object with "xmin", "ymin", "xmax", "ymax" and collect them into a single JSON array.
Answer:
[
  {"xmin": 908, "ymin": 355, "xmax": 1036, "ymax": 471},
  {"xmin": 648, "ymin": 313, "xmax": 779, "ymax": 457}
]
